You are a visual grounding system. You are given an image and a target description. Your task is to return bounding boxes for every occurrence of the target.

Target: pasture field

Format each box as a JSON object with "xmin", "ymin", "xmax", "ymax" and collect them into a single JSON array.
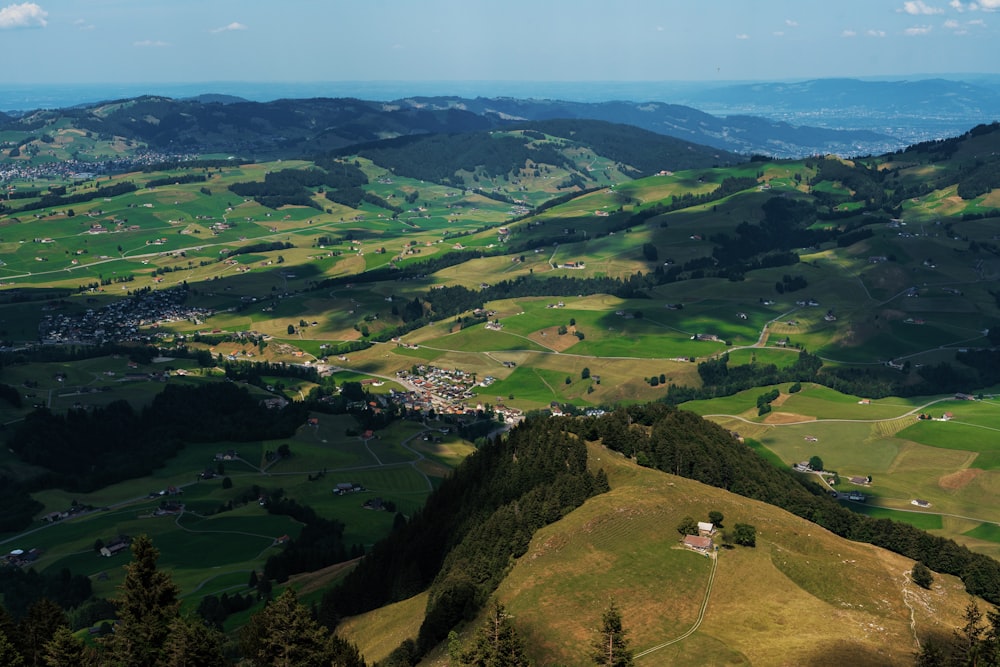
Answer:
[
  {"xmin": 2, "ymin": 394, "xmax": 469, "ymax": 601},
  {"xmin": 690, "ymin": 384, "xmax": 1000, "ymax": 553}
]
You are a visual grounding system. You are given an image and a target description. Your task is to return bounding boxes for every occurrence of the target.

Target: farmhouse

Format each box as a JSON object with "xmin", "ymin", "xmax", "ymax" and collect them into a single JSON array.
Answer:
[
  {"xmin": 911, "ymin": 499, "xmax": 931, "ymax": 508},
  {"xmin": 697, "ymin": 521, "xmax": 715, "ymax": 535},
  {"xmin": 848, "ymin": 476, "xmax": 870, "ymax": 486},
  {"xmin": 100, "ymin": 537, "xmax": 131, "ymax": 558},
  {"xmin": 683, "ymin": 535, "xmax": 713, "ymax": 552}
]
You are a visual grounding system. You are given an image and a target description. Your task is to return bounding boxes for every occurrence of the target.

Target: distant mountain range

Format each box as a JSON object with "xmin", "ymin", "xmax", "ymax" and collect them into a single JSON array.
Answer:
[
  {"xmin": 676, "ymin": 77, "xmax": 1000, "ymax": 144},
  {"xmin": 2, "ymin": 76, "xmax": 999, "ymax": 160},
  {"xmin": 0, "ymin": 94, "xmax": 893, "ymax": 160}
]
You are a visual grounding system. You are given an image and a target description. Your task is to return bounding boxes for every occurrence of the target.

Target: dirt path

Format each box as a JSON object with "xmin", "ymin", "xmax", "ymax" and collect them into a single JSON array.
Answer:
[{"xmin": 634, "ymin": 549, "xmax": 719, "ymax": 660}]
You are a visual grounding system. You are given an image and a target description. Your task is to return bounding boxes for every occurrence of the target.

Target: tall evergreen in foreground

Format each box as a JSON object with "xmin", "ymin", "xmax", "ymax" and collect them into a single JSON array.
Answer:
[
  {"xmin": 460, "ymin": 599, "xmax": 530, "ymax": 667},
  {"xmin": 592, "ymin": 601, "xmax": 633, "ymax": 667},
  {"xmin": 240, "ymin": 588, "xmax": 365, "ymax": 667},
  {"xmin": 102, "ymin": 535, "xmax": 180, "ymax": 666}
]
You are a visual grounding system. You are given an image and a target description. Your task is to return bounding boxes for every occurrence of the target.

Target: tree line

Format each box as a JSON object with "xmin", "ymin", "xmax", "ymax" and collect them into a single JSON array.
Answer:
[
  {"xmin": 319, "ymin": 417, "xmax": 608, "ymax": 662},
  {"xmin": 569, "ymin": 402, "xmax": 1000, "ymax": 608},
  {"xmin": 6, "ymin": 382, "xmax": 308, "ymax": 492},
  {"xmin": 0, "ymin": 535, "xmax": 367, "ymax": 666}
]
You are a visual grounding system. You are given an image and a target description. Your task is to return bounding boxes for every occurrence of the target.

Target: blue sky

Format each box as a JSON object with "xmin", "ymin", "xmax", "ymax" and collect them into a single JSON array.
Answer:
[{"xmin": 1, "ymin": 0, "xmax": 998, "ymax": 85}]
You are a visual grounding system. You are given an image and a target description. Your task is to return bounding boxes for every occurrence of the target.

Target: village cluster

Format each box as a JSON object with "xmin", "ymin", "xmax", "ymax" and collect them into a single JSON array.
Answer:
[
  {"xmin": 392, "ymin": 365, "xmax": 523, "ymax": 423},
  {"xmin": 37, "ymin": 286, "xmax": 213, "ymax": 345},
  {"xmin": 0, "ymin": 151, "xmax": 197, "ymax": 185}
]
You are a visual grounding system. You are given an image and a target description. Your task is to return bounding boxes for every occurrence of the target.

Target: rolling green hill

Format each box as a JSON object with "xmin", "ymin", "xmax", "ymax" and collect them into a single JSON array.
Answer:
[{"xmin": 339, "ymin": 439, "xmax": 973, "ymax": 666}]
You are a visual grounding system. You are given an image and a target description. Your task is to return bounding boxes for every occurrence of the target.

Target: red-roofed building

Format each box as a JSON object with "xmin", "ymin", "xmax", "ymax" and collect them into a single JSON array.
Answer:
[{"xmin": 683, "ymin": 535, "xmax": 713, "ymax": 552}]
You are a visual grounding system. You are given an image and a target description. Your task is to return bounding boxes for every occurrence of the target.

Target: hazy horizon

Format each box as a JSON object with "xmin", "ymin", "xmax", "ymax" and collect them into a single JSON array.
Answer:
[{"xmin": 2, "ymin": 0, "xmax": 999, "ymax": 88}]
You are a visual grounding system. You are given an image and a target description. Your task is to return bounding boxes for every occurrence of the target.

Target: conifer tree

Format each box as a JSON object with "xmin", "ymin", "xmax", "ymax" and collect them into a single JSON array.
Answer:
[
  {"xmin": 160, "ymin": 616, "xmax": 228, "ymax": 667},
  {"xmin": 0, "ymin": 605, "xmax": 17, "ymax": 646},
  {"xmin": 591, "ymin": 601, "xmax": 633, "ymax": 667},
  {"xmin": 41, "ymin": 627, "xmax": 86, "ymax": 667},
  {"xmin": 240, "ymin": 587, "xmax": 340, "ymax": 667},
  {"xmin": 103, "ymin": 535, "xmax": 181, "ymax": 666},
  {"xmin": 19, "ymin": 598, "xmax": 68, "ymax": 667},
  {"xmin": 461, "ymin": 599, "xmax": 530, "ymax": 667},
  {"xmin": 0, "ymin": 629, "xmax": 24, "ymax": 667}
]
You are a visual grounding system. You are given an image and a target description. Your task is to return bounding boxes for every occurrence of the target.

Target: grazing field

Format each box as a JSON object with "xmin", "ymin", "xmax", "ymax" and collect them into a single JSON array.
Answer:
[
  {"xmin": 340, "ymin": 441, "xmax": 974, "ymax": 666},
  {"xmin": 2, "ymin": 400, "xmax": 467, "ymax": 601},
  {"xmin": 689, "ymin": 385, "xmax": 1000, "ymax": 553}
]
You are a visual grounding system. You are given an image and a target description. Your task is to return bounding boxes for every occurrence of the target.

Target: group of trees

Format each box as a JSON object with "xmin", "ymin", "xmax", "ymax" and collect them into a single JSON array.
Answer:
[
  {"xmin": 7, "ymin": 382, "xmax": 308, "ymax": 492},
  {"xmin": 0, "ymin": 535, "xmax": 366, "ymax": 666},
  {"xmin": 319, "ymin": 417, "xmax": 608, "ymax": 662},
  {"xmin": 438, "ymin": 598, "xmax": 633, "ymax": 667},
  {"xmin": 917, "ymin": 599, "xmax": 1000, "ymax": 666}
]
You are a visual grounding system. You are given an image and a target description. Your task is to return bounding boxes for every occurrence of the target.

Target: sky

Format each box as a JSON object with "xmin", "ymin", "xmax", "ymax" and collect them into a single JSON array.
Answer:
[{"xmin": 1, "ymin": 0, "xmax": 998, "ymax": 86}]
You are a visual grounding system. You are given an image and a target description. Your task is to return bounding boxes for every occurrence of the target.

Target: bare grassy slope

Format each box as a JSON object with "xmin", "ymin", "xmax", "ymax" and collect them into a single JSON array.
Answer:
[{"xmin": 342, "ymin": 439, "xmax": 977, "ymax": 665}]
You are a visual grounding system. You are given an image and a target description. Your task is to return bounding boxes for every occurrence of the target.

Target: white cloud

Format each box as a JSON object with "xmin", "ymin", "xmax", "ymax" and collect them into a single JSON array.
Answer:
[
  {"xmin": 0, "ymin": 2, "xmax": 47, "ymax": 29},
  {"xmin": 842, "ymin": 29, "xmax": 857, "ymax": 36},
  {"xmin": 74, "ymin": 17, "xmax": 93, "ymax": 30},
  {"xmin": 211, "ymin": 21, "xmax": 247, "ymax": 33},
  {"xmin": 133, "ymin": 39, "xmax": 168, "ymax": 47},
  {"xmin": 785, "ymin": 19, "xmax": 798, "ymax": 26},
  {"xmin": 866, "ymin": 29, "xmax": 887, "ymax": 36},
  {"xmin": 656, "ymin": 25, "xmax": 664, "ymax": 31},
  {"xmin": 736, "ymin": 33, "xmax": 750, "ymax": 39},
  {"xmin": 979, "ymin": 0, "xmax": 1000, "ymax": 9},
  {"xmin": 901, "ymin": 0, "xmax": 944, "ymax": 13},
  {"xmin": 773, "ymin": 30, "xmax": 784, "ymax": 36},
  {"xmin": 904, "ymin": 24, "xmax": 934, "ymax": 33},
  {"xmin": 950, "ymin": 0, "xmax": 967, "ymax": 10},
  {"xmin": 968, "ymin": 17, "xmax": 986, "ymax": 24},
  {"xmin": 944, "ymin": 18, "xmax": 960, "ymax": 26}
]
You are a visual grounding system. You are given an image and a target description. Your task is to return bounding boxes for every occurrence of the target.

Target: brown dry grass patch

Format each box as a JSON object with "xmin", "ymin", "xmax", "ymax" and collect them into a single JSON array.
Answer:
[
  {"xmin": 939, "ymin": 467, "xmax": 982, "ymax": 491},
  {"xmin": 288, "ymin": 558, "xmax": 359, "ymax": 596},
  {"xmin": 527, "ymin": 327, "xmax": 578, "ymax": 352},
  {"xmin": 770, "ymin": 392, "xmax": 792, "ymax": 407},
  {"xmin": 764, "ymin": 412, "xmax": 815, "ymax": 424}
]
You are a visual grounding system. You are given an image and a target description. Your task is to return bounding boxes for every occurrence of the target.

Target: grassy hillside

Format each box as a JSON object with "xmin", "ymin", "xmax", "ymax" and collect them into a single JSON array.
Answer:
[{"xmin": 340, "ymin": 440, "xmax": 973, "ymax": 665}]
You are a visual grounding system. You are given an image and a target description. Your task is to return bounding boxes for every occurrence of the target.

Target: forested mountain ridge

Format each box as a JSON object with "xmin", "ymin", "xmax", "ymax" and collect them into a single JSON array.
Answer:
[
  {"xmin": 0, "ymin": 93, "xmax": 893, "ymax": 160},
  {"xmin": 392, "ymin": 95, "xmax": 897, "ymax": 157},
  {"xmin": 337, "ymin": 118, "xmax": 740, "ymax": 187}
]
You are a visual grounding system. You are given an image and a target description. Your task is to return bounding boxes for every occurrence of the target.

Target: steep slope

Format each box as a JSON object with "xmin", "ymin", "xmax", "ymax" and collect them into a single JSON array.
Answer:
[{"xmin": 340, "ymin": 441, "xmax": 973, "ymax": 665}]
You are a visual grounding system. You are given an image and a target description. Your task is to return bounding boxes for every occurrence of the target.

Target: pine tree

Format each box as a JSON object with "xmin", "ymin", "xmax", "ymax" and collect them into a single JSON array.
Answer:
[
  {"xmin": 460, "ymin": 599, "xmax": 530, "ymax": 667},
  {"xmin": 0, "ymin": 604, "xmax": 18, "ymax": 641},
  {"xmin": 240, "ymin": 587, "xmax": 336, "ymax": 667},
  {"xmin": 41, "ymin": 627, "xmax": 86, "ymax": 667},
  {"xmin": 591, "ymin": 601, "xmax": 633, "ymax": 667},
  {"xmin": 103, "ymin": 535, "xmax": 181, "ymax": 666},
  {"xmin": 19, "ymin": 598, "xmax": 68, "ymax": 667},
  {"xmin": 160, "ymin": 616, "xmax": 228, "ymax": 667},
  {"xmin": 952, "ymin": 599, "xmax": 986, "ymax": 667},
  {"xmin": 0, "ymin": 629, "xmax": 25, "ymax": 667}
]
